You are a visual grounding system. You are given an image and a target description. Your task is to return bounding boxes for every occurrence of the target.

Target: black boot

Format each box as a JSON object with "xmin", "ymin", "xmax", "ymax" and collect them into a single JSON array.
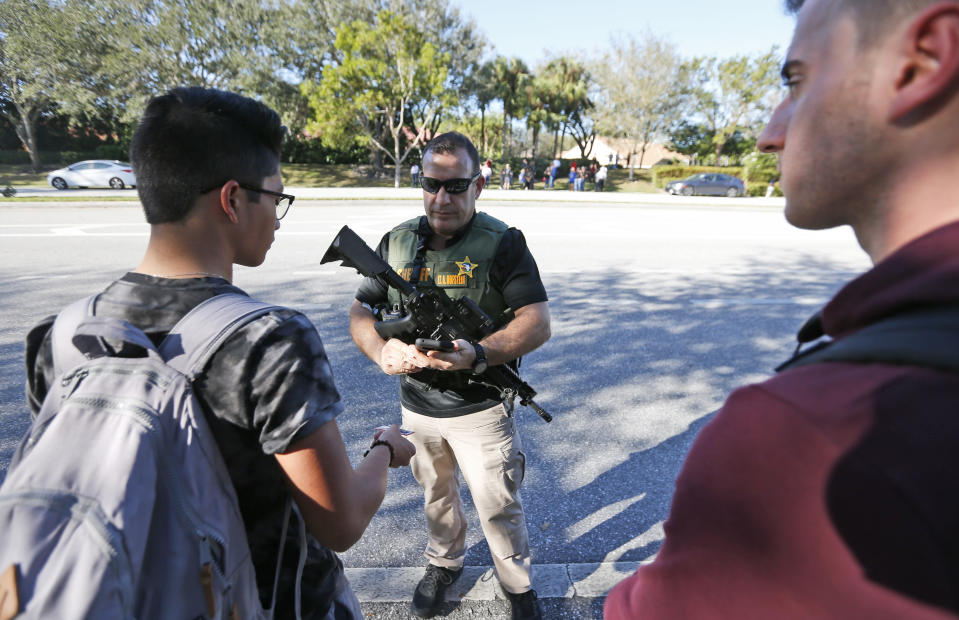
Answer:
[
  {"xmin": 507, "ymin": 589, "xmax": 542, "ymax": 620},
  {"xmin": 411, "ymin": 564, "xmax": 462, "ymax": 618}
]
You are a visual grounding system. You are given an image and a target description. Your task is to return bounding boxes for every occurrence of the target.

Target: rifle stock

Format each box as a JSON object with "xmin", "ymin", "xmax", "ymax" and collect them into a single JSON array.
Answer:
[{"xmin": 322, "ymin": 225, "xmax": 552, "ymax": 423}]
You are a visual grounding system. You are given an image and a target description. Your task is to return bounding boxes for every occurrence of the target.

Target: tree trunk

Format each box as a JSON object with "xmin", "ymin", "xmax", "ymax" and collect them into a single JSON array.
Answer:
[
  {"xmin": 531, "ymin": 125, "xmax": 540, "ymax": 168},
  {"xmin": 25, "ymin": 127, "xmax": 40, "ymax": 173},
  {"xmin": 501, "ymin": 113, "xmax": 509, "ymax": 159},
  {"xmin": 6, "ymin": 105, "xmax": 41, "ymax": 173},
  {"xmin": 638, "ymin": 143, "xmax": 648, "ymax": 169},
  {"xmin": 370, "ymin": 148, "xmax": 384, "ymax": 178},
  {"xmin": 480, "ymin": 106, "xmax": 486, "ymax": 156},
  {"xmin": 714, "ymin": 130, "xmax": 726, "ymax": 161},
  {"xmin": 394, "ymin": 135, "xmax": 402, "ymax": 188}
]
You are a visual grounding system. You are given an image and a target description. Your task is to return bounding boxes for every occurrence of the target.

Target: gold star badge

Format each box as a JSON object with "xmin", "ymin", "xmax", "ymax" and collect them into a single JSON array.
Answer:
[{"xmin": 455, "ymin": 256, "xmax": 477, "ymax": 278}]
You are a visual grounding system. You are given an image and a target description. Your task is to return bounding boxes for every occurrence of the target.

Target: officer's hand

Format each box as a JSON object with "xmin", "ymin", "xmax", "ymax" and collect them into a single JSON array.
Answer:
[
  {"xmin": 419, "ymin": 339, "xmax": 476, "ymax": 372},
  {"xmin": 379, "ymin": 339, "xmax": 423, "ymax": 375}
]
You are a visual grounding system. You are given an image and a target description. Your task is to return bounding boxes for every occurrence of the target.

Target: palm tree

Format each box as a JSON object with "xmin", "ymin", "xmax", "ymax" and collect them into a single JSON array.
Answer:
[{"xmin": 490, "ymin": 56, "xmax": 529, "ymax": 159}]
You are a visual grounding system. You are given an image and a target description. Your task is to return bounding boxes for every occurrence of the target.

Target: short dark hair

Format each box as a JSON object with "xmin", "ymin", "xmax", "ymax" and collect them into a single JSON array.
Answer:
[
  {"xmin": 130, "ymin": 87, "xmax": 285, "ymax": 224},
  {"xmin": 785, "ymin": 0, "xmax": 938, "ymax": 47},
  {"xmin": 423, "ymin": 132, "xmax": 480, "ymax": 176}
]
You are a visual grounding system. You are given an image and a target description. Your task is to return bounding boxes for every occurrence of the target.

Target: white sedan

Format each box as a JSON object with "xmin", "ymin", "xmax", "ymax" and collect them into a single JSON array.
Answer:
[{"xmin": 47, "ymin": 160, "xmax": 137, "ymax": 190}]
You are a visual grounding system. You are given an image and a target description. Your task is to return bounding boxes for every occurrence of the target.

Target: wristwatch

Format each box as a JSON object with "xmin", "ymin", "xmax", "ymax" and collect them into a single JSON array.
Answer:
[{"xmin": 471, "ymin": 342, "xmax": 488, "ymax": 374}]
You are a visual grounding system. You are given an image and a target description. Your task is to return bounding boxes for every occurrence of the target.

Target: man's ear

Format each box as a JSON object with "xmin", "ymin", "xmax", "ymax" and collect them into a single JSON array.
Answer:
[
  {"xmin": 217, "ymin": 180, "xmax": 242, "ymax": 224},
  {"xmin": 890, "ymin": 3, "xmax": 959, "ymax": 122},
  {"xmin": 474, "ymin": 173, "xmax": 485, "ymax": 199}
]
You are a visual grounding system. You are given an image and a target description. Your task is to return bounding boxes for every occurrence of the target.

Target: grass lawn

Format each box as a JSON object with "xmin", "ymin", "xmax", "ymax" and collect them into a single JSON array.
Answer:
[
  {"xmin": 0, "ymin": 195, "xmax": 141, "ymax": 202},
  {"xmin": 0, "ymin": 162, "xmax": 406, "ymax": 190},
  {"xmin": 606, "ymin": 167, "xmax": 659, "ymax": 193},
  {"xmin": 0, "ymin": 163, "xmax": 51, "ymax": 187},
  {"xmin": 0, "ymin": 162, "xmax": 665, "ymax": 193},
  {"xmin": 530, "ymin": 167, "xmax": 659, "ymax": 193},
  {"xmin": 281, "ymin": 163, "xmax": 401, "ymax": 188}
]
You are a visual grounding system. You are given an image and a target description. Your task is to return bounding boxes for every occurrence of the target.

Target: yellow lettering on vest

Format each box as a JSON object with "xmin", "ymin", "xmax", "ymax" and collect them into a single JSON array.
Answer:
[
  {"xmin": 398, "ymin": 267, "xmax": 430, "ymax": 282},
  {"xmin": 437, "ymin": 274, "xmax": 466, "ymax": 286}
]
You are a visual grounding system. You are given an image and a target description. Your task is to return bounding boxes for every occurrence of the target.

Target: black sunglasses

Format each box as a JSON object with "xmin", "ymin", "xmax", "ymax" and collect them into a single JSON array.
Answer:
[
  {"xmin": 201, "ymin": 182, "xmax": 294, "ymax": 220},
  {"xmin": 419, "ymin": 172, "xmax": 481, "ymax": 195}
]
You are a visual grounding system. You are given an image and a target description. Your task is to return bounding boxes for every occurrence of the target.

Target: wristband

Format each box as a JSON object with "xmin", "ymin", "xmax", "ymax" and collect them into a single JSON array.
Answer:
[{"xmin": 364, "ymin": 439, "xmax": 395, "ymax": 465}]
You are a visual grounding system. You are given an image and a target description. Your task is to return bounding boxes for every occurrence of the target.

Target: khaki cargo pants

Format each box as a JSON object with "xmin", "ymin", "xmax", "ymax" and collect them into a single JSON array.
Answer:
[{"xmin": 401, "ymin": 403, "xmax": 532, "ymax": 593}]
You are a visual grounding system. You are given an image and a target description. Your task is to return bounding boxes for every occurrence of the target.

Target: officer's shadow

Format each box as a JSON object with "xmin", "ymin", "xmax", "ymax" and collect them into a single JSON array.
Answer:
[{"xmin": 450, "ymin": 410, "xmax": 715, "ymax": 603}]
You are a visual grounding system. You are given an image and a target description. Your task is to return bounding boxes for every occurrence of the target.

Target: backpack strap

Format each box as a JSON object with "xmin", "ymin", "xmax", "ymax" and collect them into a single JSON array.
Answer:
[
  {"xmin": 52, "ymin": 296, "xmax": 160, "ymax": 374},
  {"xmin": 777, "ymin": 306, "xmax": 959, "ymax": 373},
  {"xmin": 159, "ymin": 293, "xmax": 309, "ymax": 618},
  {"xmin": 50, "ymin": 295, "xmax": 99, "ymax": 377},
  {"xmin": 159, "ymin": 293, "xmax": 280, "ymax": 379}
]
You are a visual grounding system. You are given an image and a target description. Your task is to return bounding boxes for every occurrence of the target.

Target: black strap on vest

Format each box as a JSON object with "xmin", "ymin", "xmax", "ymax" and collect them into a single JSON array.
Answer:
[
  {"xmin": 409, "ymin": 223, "xmax": 430, "ymax": 289},
  {"xmin": 776, "ymin": 306, "xmax": 959, "ymax": 373},
  {"xmin": 394, "ymin": 222, "xmax": 431, "ymax": 316}
]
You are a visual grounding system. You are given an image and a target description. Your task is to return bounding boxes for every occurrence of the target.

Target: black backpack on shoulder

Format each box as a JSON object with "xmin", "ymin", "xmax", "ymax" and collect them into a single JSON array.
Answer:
[{"xmin": 777, "ymin": 306, "xmax": 959, "ymax": 373}]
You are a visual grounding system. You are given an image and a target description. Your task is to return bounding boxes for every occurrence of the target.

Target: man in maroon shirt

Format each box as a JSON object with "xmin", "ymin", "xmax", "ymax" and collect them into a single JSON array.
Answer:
[{"xmin": 606, "ymin": 1, "xmax": 959, "ymax": 618}]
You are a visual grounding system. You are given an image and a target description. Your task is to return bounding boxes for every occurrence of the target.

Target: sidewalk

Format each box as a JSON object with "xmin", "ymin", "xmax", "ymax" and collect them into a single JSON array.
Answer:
[
  {"xmin": 347, "ymin": 560, "xmax": 640, "ymax": 603},
  {"xmin": 291, "ymin": 186, "xmax": 784, "ymax": 208},
  {"xmin": 348, "ymin": 560, "xmax": 643, "ymax": 618},
  {"xmin": 6, "ymin": 185, "xmax": 785, "ymax": 209}
]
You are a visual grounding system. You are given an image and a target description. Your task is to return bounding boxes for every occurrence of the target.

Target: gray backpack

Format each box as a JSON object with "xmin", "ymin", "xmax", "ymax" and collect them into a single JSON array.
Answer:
[{"xmin": 0, "ymin": 293, "xmax": 301, "ymax": 620}]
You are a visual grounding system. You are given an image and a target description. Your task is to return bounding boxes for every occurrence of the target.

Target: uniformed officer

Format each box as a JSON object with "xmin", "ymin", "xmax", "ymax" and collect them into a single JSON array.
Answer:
[{"xmin": 348, "ymin": 131, "xmax": 551, "ymax": 620}]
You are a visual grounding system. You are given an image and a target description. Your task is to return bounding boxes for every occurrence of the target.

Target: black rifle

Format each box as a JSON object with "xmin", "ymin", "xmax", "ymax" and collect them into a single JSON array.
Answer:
[{"xmin": 321, "ymin": 225, "xmax": 552, "ymax": 422}]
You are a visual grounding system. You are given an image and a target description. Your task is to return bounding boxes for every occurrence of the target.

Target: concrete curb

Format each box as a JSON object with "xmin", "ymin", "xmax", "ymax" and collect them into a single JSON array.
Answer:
[{"xmin": 346, "ymin": 561, "xmax": 643, "ymax": 603}]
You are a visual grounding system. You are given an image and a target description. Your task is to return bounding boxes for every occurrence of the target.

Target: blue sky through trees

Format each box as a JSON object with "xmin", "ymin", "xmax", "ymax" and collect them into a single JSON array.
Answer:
[{"xmin": 453, "ymin": 0, "xmax": 796, "ymax": 65}]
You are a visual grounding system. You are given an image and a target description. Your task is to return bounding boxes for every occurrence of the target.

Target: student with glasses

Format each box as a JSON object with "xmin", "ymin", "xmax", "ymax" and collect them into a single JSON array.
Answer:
[
  {"xmin": 349, "ymin": 131, "xmax": 551, "ymax": 620},
  {"xmin": 24, "ymin": 87, "xmax": 415, "ymax": 619}
]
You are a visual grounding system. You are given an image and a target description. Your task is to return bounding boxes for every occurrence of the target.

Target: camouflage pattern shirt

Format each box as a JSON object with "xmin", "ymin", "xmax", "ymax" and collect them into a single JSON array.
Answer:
[{"xmin": 24, "ymin": 273, "xmax": 344, "ymax": 618}]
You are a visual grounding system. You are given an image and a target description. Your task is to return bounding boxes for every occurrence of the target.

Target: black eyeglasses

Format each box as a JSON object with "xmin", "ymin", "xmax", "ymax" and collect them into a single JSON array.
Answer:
[
  {"xmin": 201, "ymin": 182, "xmax": 294, "ymax": 220},
  {"xmin": 419, "ymin": 173, "xmax": 481, "ymax": 195}
]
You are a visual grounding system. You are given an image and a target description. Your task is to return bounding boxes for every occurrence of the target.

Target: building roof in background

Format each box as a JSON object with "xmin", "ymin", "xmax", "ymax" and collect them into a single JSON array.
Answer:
[{"xmin": 559, "ymin": 137, "xmax": 689, "ymax": 168}]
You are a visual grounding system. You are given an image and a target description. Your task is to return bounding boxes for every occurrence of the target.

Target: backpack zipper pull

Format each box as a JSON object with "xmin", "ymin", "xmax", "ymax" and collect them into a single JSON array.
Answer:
[{"xmin": 60, "ymin": 368, "xmax": 89, "ymax": 399}]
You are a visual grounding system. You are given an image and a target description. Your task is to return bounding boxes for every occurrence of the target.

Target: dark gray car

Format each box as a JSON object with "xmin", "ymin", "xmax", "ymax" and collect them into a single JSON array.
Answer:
[{"xmin": 666, "ymin": 173, "xmax": 745, "ymax": 197}]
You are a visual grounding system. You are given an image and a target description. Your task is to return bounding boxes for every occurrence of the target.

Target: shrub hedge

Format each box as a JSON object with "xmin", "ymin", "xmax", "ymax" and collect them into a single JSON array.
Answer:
[
  {"xmin": 0, "ymin": 136, "xmax": 369, "ymax": 168},
  {"xmin": 0, "ymin": 150, "xmax": 129, "ymax": 166},
  {"xmin": 746, "ymin": 181, "xmax": 783, "ymax": 197},
  {"xmin": 282, "ymin": 136, "xmax": 367, "ymax": 165},
  {"xmin": 651, "ymin": 165, "xmax": 745, "ymax": 188}
]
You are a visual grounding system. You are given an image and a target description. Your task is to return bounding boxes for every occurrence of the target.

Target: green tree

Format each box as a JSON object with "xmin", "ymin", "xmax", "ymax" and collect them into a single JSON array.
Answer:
[
  {"xmin": 520, "ymin": 71, "xmax": 550, "ymax": 164},
  {"xmin": 371, "ymin": 0, "xmax": 487, "ymax": 159},
  {"xmin": 535, "ymin": 56, "xmax": 592, "ymax": 159},
  {"xmin": 114, "ymin": 0, "xmax": 295, "ymax": 121},
  {"xmin": 592, "ymin": 32, "xmax": 686, "ymax": 179},
  {"xmin": 0, "ymin": 0, "xmax": 128, "ymax": 171},
  {"xmin": 466, "ymin": 60, "xmax": 498, "ymax": 157},
  {"xmin": 2, "ymin": 0, "xmax": 348, "ymax": 168},
  {"xmin": 668, "ymin": 121, "xmax": 710, "ymax": 159},
  {"xmin": 567, "ymin": 111, "xmax": 596, "ymax": 160},
  {"xmin": 250, "ymin": 0, "xmax": 357, "ymax": 134},
  {"xmin": 490, "ymin": 56, "xmax": 529, "ymax": 160},
  {"xmin": 302, "ymin": 10, "xmax": 450, "ymax": 187},
  {"xmin": 683, "ymin": 48, "xmax": 782, "ymax": 160}
]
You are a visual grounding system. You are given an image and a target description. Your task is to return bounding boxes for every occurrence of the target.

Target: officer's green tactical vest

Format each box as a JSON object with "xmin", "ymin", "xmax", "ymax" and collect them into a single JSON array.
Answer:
[{"xmin": 386, "ymin": 212, "xmax": 508, "ymax": 319}]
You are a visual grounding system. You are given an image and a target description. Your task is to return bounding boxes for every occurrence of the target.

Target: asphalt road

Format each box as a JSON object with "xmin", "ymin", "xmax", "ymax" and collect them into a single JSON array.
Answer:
[{"xmin": 0, "ymin": 196, "xmax": 870, "ymax": 617}]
